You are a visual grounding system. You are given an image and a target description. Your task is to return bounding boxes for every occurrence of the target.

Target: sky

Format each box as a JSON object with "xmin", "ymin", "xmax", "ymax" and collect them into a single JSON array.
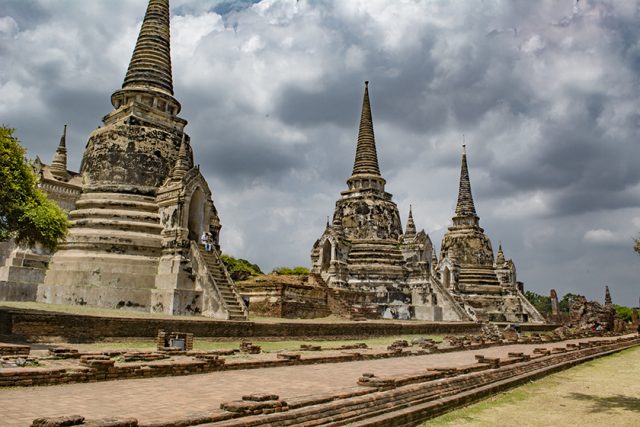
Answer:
[{"xmin": 1, "ymin": 0, "xmax": 639, "ymax": 305}]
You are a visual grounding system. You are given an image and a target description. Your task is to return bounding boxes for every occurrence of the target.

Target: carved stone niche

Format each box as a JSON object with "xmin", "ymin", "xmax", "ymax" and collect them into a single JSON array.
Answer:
[{"xmin": 153, "ymin": 167, "xmax": 218, "ymax": 315}]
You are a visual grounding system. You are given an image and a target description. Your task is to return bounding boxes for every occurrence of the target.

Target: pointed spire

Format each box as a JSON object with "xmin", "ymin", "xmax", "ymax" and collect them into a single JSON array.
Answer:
[
  {"xmin": 405, "ymin": 205, "xmax": 417, "ymax": 239},
  {"xmin": 496, "ymin": 242, "xmax": 506, "ymax": 265},
  {"xmin": 453, "ymin": 145, "xmax": 479, "ymax": 226},
  {"xmin": 351, "ymin": 81, "xmax": 381, "ymax": 177},
  {"xmin": 604, "ymin": 285, "xmax": 612, "ymax": 306},
  {"xmin": 50, "ymin": 125, "xmax": 69, "ymax": 180},
  {"xmin": 171, "ymin": 133, "xmax": 190, "ymax": 179},
  {"xmin": 122, "ymin": 0, "xmax": 174, "ymax": 95}
]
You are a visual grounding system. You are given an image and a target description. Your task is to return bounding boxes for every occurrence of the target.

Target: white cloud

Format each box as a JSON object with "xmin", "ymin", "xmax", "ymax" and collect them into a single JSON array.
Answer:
[
  {"xmin": 0, "ymin": 16, "xmax": 18, "ymax": 37},
  {"xmin": 583, "ymin": 229, "xmax": 620, "ymax": 244}
]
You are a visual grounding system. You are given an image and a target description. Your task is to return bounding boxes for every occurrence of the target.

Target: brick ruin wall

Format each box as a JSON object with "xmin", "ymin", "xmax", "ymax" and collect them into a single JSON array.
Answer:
[
  {"xmin": 0, "ymin": 307, "xmax": 502, "ymax": 342},
  {"xmin": 26, "ymin": 335, "xmax": 640, "ymax": 426}
]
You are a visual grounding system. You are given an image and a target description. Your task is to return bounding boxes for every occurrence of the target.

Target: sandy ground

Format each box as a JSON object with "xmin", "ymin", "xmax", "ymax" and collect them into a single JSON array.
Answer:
[{"xmin": 428, "ymin": 345, "xmax": 640, "ymax": 427}]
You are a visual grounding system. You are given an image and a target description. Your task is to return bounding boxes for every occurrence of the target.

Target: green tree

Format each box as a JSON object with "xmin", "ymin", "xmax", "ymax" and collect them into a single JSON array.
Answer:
[
  {"xmin": 221, "ymin": 254, "xmax": 263, "ymax": 281},
  {"xmin": 613, "ymin": 304, "xmax": 632, "ymax": 322},
  {"xmin": 635, "ymin": 238, "xmax": 639, "ymax": 255},
  {"xmin": 272, "ymin": 266, "xmax": 310, "ymax": 275},
  {"xmin": 559, "ymin": 293, "xmax": 579, "ymax": 313},
  {"xmin": 0, "ymin": 127, "xmax": 68, "ymax": 250},
  {"xmin": 524, "ymin": 290, "xmax": 551, "ymax": 315}
]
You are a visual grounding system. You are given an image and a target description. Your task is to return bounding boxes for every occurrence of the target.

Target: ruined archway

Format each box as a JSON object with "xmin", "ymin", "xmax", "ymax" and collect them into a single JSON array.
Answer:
[
  {"xmin": 321, "ymin": 240, "xmax": 332, "ymax": 272},
  {"xmin": 187, "ymin": 187, "xmax": 206, "ymax": 241}
]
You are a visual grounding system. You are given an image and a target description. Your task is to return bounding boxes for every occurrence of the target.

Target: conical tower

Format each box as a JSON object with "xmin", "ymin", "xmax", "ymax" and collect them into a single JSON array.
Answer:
[
  {"xmin": 604, "ymin": 286, "xmax": 612, "ymax": 306},
  {"xmin": 122, "ymin": 0, "xmax": 174, "ymax": 95},
  {"xmin": 404, "ymin": 205, "xmax": 417, "ymax": 239},
  {"xmin": 312, "ymin": 80, "xmax": 405, "ymax": 303},
  {"xmin": 346, "ymin": 81, "xmax": 386, "ymax": 194},
  {"xmin": 495, "ymin": 243, "xmax": 506, "ymax": 266},
  {"xmin": 40, "ymin": 0, "xmax": 197, "ymax": 312},
  {"xmin": 453, "ymin": 145, "xmax": 479, "ymax": 228},
  {"xmin": 49, "ymin": 125, "xmax": 69, "ymax": 180},
  {"xmin": 170, "ymin": 133, "xmax": 192, "ymax": 181},
  {"xmin": 441, "ymin": 146, "xmax": 493, "ymax": 267},
  {"xmin": 438, "ymin": 145, "xmax": 545, "ymax": 323}
]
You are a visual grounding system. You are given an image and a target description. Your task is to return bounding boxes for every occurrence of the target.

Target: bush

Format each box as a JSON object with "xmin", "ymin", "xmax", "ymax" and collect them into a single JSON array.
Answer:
[
  {"xmin": 524, "ymin": 291, "xmax": 551, "ymax": 315},
  {"xmin": 0, "ymin": 127, "xmax": 68, "ymax": 250},
  {"xmin": 221, "ymin": 255, "xmax": 263, "ymax": 281},
  {"xmin": 272, "ymin": 266, "xmax": 310, "ymax": 275},
  {"xmin": 559, "ymin": 293, "xmax": 579, "ymax": 313},
  {"xmin": 614, "ymin": 304, "xmax": 632, "ymax": 322}
]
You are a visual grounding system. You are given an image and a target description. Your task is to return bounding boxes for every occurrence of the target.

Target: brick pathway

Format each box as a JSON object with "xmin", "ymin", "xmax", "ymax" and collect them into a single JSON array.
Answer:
[{"xmin": 0, "ymin": 337, "xmax": 618, "ymax": 426}]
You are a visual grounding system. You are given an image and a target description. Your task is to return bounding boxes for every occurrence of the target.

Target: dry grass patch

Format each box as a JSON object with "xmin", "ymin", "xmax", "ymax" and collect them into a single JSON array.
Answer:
[
  {"xmin": 428, "ymin": 346, "xmax": 640, "ymax": 427},
  {"xmin": 69, "ymin": 334, "xmax": 443, "ymax": 353}
]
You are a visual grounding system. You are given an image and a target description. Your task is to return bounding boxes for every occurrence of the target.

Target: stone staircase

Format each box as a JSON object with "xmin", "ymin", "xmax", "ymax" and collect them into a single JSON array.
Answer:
[{"xmin": 196, "ymin": 246, "xmax": 247, "ymax": 321}]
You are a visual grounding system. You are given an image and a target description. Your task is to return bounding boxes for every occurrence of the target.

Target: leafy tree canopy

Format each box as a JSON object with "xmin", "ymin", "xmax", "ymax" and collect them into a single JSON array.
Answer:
[
  {"xmin": 635, "ymin": 238, "xmax": 639, "ymax": 255},
  {"xmin": 524, "ymin": 290, "xmax": 551, "ymax": 315},
  {"xmin": 221, "ymin": 254, "xmax": 263, "ymax": 281},
  {"xmin": 559, "ymin": 293, "xmax": 579, "ymax": 313},
  {"xmin": 0, "ymin": 127, "xmax": 68, "ymax": 250},
  {"xmin": 271, "ymin": 266, "xmax": 310, "ymax": 275},
  {"xmin": 613, "ymin": 304, "xmax": 633, "ymax": 322}
]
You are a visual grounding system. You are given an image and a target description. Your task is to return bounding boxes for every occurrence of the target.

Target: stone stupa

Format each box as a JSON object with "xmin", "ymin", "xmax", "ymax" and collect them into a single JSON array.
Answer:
[
  {"xmin": 38, "ymin": 0, "xmax": 246, "ymax": 319},
  {"xmin": 436, "ymin": 146, "xmax": 544, "ymax": 322}
]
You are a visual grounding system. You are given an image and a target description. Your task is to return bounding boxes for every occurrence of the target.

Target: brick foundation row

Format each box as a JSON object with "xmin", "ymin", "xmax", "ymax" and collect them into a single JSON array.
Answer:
[
  {"xmin": 157, "ymin": 336, "xmax": 640, "ymax": 427},
  {"xmin": 0, "ymin": 331, "xmax": 609, "ymax": 388},
  {"xmin": 31, "ymin": 335, "xmax": 638, "ymax": 426}
]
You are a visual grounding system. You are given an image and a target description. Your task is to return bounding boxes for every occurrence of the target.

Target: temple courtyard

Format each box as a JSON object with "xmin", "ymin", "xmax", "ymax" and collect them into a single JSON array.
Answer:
[{"xmin": 0, "ymin": 318, "xmax": 637, "ymax": 426}]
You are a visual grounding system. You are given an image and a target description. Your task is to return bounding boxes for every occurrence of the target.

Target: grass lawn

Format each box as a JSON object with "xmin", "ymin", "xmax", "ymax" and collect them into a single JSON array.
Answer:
[
  {"xmin": 70, "ymin": 334, "xmax": 443, "ymax": 353},
  {"xmin": 427, "ymin": 345, "xmax": 640, "ymax": 427}
]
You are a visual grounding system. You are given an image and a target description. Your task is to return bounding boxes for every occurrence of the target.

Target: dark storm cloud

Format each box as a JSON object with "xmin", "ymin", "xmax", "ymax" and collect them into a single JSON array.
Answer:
[
  {"xmin": 197, "ymin": 135, "xmax": 303, "ymax": 186},
  {"xmin": 3, "ymin": 0, "xmax": 640, "ymax": 304},
  {"xmin": 276, "ymin": 81, "xmax": 361, "ymax": 129},
  {"xmin": 0, "ymin": 0, "xmax": 49, "ymax": 30}
]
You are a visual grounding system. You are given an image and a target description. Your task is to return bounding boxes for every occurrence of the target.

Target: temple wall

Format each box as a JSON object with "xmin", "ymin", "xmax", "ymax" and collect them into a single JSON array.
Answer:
[{"xmin": 0, "ymin": 306, "xmax": 483, "ymax": 341}]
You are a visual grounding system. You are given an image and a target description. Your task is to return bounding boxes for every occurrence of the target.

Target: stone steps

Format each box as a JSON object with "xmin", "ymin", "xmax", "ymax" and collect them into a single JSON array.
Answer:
[{"xmin": 198, "ymin": 248, "xmax": 247, "ymax": 321}]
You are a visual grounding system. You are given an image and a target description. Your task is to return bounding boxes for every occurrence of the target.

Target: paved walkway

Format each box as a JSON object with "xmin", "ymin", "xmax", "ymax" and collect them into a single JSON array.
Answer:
[{"xmin": 0, "ymin": 337, "xmax": 621, "ymax": 426}]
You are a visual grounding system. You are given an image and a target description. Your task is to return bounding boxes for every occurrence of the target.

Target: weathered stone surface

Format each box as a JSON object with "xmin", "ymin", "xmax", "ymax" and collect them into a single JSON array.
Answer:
[
  {"xmin": 568, "ymin": 293, "xmax": 616, "ymax": 330},
  {"xmin": 435, "ymin": 148, "xmax": 545, "ymax": 324},
  {"xmin": 0, "ymin": 0, "xmax": 247, "ymax": 321},
  {"xmin": 31, "ymin": 415, "xmax": 85, "ymax": 427},
  {"xmin": 310, "ymin": 82, "xmax": 441, "ymax": 320}
]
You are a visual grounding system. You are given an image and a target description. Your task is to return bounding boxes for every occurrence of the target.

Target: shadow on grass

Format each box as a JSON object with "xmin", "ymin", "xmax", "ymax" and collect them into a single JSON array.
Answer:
[{"xmin": 568, "ymin": 393, "xmax": 640, "ymax": 413}]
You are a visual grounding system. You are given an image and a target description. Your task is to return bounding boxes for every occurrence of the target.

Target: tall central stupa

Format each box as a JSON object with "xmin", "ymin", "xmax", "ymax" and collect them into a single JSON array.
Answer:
[
  {"xmin": 310, "ymin": 82, "xmax": 436, "ymax": 318},
  {"xmin": 38, "ymin": 0, "xmax": 246, "ymax": 319}
]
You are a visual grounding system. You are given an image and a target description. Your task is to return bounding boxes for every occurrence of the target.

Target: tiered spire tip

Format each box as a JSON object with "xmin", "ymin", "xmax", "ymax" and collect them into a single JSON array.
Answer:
[
  {"xmin": 351, "ymin": 81, "xmax": 381, "ymax": 177},
  {"xmin": 454, "ymin": 144, "xmax": 478, "ymax": 219},
  {"xmin": 50, "ymin": 124, "xmax": 68, "ymax": 179},
  {"xmin": 171, "ymin": 132, "xmax": 191, "ymax": 179},
  {"xmin": 405, "ymin": 204, "xmax": 417, "ymax": 238},
  {"xmin": 123, "ymin": 0, "xmax": 174, "ymax": 95}
]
